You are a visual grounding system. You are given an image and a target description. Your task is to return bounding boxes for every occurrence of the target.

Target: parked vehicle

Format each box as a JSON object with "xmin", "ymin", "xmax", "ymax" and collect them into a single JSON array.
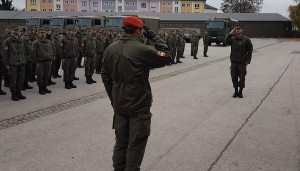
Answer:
[{"xmin": 205, "ymin": 18, "xmax": 238, "ymax": 46}]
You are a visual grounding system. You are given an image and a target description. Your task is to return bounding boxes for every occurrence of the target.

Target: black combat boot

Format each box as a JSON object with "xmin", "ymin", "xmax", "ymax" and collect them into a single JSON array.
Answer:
[
  {"xmin": 23, "ymin": 84, "xmax": 33, "ymax": 89},
  {"xmin": 17, "ymin": 90, "xmax": 26, "ymax": 100},
  {"xmin": 44, "ymin": 86, "xmax": 52, "ymax": 93},
  {"xmin": 194, "ymin": 55, "xmax": 198, "ymax": 59},
  {"xmin": 176, "ymin": 59, "xmax": 182, "ymax": 63},
  {"xmin": 90, "ymin": 77, "xmax": 97, "ymax": 83},
  {"xmin": 73, "ymin": 76, "xmax": 79, "ymax": 80},
  {"xmin": 48, "ymin": 79, "xmax": 56, "ymax": 85},
  {"xmin": 39, "ymin": 86, "xmax": 46, "ymax": 95},
  {"xmin": 69, "ymin": 81, "xmax": 77, "ymax": 88},
  {"xmin": 95, "ymin": 69, "xmax": 101, "ymax": 74},
  {"xmin": 65, "ymin": 82, "xmax": 72, "ymax": 89},
  {"xmin": 204, "ymin": 54, "xmax": 209, "ymax": 57},
  {"xmin": 238, "ymin": 88, "xmax": 243, "ymax": 98},
  {"xmin": 232, "ymin": 87, "xmax": 239, "ymax": 98},
  {"xmin": 0, "ymin": 88, "xmax": 6, "ymax": 95},
  {"xmin": 86, "ymin": 77, "xmax": 92, "ymax": 84},
  {"xmin": 11, "ymin": 92, "xmax": 20, "ymax": 101}
]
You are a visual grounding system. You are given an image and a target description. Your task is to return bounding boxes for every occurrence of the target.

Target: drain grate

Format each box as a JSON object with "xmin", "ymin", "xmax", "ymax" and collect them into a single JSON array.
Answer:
[{"xmin": 291, "ymin": 51, "xmax": 300, "ymax": 54}]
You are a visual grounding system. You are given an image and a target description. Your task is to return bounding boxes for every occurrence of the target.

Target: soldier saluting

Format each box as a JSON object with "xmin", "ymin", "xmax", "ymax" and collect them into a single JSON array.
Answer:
[
  {"xmin": 225, "ymin": 24, "xmax": 253, "ymax": 98},
  {"xmin": 2, "ymin": 26, "xmax": 27, "ymax": 101}
]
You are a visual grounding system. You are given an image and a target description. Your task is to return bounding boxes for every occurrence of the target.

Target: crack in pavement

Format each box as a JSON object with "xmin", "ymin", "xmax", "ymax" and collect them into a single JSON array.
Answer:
[{"xmin": 206, "ymin": 57, "xmax": 295, "ymax": 171}]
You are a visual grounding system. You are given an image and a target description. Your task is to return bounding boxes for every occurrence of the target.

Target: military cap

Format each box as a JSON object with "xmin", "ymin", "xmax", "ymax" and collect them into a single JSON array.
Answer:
[
  {"xmin": 235, "ymin": 23, "xmax": 243, "ymax": 29},
  {"xmin": 11, "ymin": 25, "xmax": 19, "ymax": 30},
  {"xmin": 38, "ymin": 28, "xmax": 46, "ymax": 33},
  {"xmin": 45, "ymin": 27, "xmax": 51, "ymax": 31},
  {"xmin": 123, "ymin": 16, "xmax": 144, "ymax": 28}
]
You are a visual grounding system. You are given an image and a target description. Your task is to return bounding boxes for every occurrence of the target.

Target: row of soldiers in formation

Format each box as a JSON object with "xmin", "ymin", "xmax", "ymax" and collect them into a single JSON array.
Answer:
[{"xmin": 0, "ymin": 25, "xmax": 209, "ymax": 101}]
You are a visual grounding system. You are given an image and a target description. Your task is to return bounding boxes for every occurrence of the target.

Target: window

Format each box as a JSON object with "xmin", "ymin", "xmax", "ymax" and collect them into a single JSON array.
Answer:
[
  {"xmin": 162, "ymin": 3, "xmax": 165, "ymax": 7},
  {"xmin": 71, "ymin": 1, "xmax": 74, "ymax": 4},
  {"xmin": 104, "ymin": 1, "xmax": 108, "ymax": 5},
  {"xmin": 132, "ymin": 2, "xmax": 135, "ymax": 6},
  {"xmin": 175, "ymin": 7, "xmax": 178, "ymax": 12},
  {"xmin": 56, "ymin": 0, "xmax": 60, "ymax": 1},
  {"xmin": 49, "ymin": 9, "xmax": 52, "ymax": 11},
  {"xmin": 43, "ymin": 9, "xmax": 46, "ymax": 11},
  {"xmin": 82, "ymin": 1, "xmax": 87, "ymax": 6},
  {"xmin": 111, "ymin": 10, "xmax": 114, "ymax": 12},
  {"xmin": 93, "ymin": 2, "xmax": 98, "ymax": 7},
  {"xmin": 65, "ymin": 0, "xmax": 68, "ymax": 4},
  {"xmin": 118, "ymin": 6, "xmax": 122, "ymax": 11},
  {"xmin": 125, "ymin": 2, "xmax": 129, "ymax": 6},
  {"xmin": 182, "ymin": 4, "xmax": 185, "ymax": 7},
  {"xmin": 105, "ymin": 10, "xmax": 109, "ymax": 12},
  {"xmin": 118, "ymin": 0, "xmax": 122, "ymax": 3},
  {"xmin": 49, "ymin": 0, "xmax": 52, "ymax": 3},
  {"xmin": 82, "ymin": 10, "xmax": 87, "ymax": 12},
  {"xmin": 71, "ymin": 9, "xmax": 75, "ymax": 12},
  {"xmin": 195, "ymin": 4, "xmax": 199, "ymax": 9},
  {"xmin": 187, "ymin": 4, "xmax": 190, "ymax": 7},
  {"xmin": 141, "ymin": 3, "xmax": 146, "ymax": 8},
  {"xmin": 56, "ymin": 4, "xmax": 61, "ymax": 10},
  {"xmin": 93, "ymin": 10, "xmax": 98, "ymax": 12},
  {"xmin": 175, "ymin": 1, "xmax": 178, "ymax": 5},
  {"xmin": 151, "ymin": 6, "xmax": 156, "ymax": 8},
  {"xmin": 42, "ymin": 0, "xmax": 46, "ymax": 3},
  {"xmin": 31, "ymin": 9, "xmax": 37, "ymax": 11},
  {"xmin": 168, "ymin": 3, "xmax": 171, "ymax": 7},
  {"xmin": 110, "ymin": 2, "xmax": 114, "ymax": 5},
  {"xmin": 30, "ymin": 0, "xmax": 36, "ymax": 5}
]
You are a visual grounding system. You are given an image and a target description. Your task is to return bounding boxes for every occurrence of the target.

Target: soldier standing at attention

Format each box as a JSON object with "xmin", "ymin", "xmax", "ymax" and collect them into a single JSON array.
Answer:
[
  {"xmin": 94, "ymin": 29, "xmax": 105, "ymax": 74},
  {"xmin": 2, "ymin": 26, "xmax": 12, "ymax": 88},
  {"xmin": 60, "ymin": 27, "xmax": 78, "ymax": 89},
  {"xmin": 203, "ymin": 31, "xmax": 209, "ymax": 57},
  {"xmin": 191, "ymin": 32, "xmax": 200, "ymax": 59},
  {"xmin": 22, "ymin": 32, "xmax": 34, "ymax": 90},
  {"xmin": 0, "ymin": 26, "xmax": 11, "ymax": 95},
  {"xmin": 32, "ymin": 28, "xmax": 54, "ymax": 95},
  {"xmin": 52, "ymin": 30, "xmax": 62, "ymax": 78},
  {"xmin": 101, "ymin": 16, "xmax": 172, "ymax": 171},
  {"xmin": 82, "ymin": 29, "xmax": 96, "ymax": 84},
  {"xmin": 225, "ymin": 25, "xmax": 253, "ymax": 98},
  {"xmin": 2, "ymin": 26, "xmax": 27, "ymax": 101},
  {"xmin": 176, "ymin": 32, "xmax": 185, "ymax": 62}
]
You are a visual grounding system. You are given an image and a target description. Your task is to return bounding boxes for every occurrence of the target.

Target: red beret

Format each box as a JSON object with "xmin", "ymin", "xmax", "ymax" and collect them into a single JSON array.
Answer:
[{"xmin": 123, "ymin": 16, "xmax": 144, "ymax": 28}]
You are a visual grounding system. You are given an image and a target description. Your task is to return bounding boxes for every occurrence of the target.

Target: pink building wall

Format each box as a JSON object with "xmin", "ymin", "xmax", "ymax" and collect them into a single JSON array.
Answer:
[
  {"xmin": 160, "ymin": 1, "xmax": 172, "ymax": 13},
  {"xmin": 64, "ymin": 0, "xmax": 78, "ymax": 12}
]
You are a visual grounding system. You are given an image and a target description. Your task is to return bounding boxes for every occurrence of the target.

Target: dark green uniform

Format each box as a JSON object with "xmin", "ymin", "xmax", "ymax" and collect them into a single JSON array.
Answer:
[
  {"xmin": 75, "ymin": 30, "xmax": 83, "ymax": 67},
  {"xmin": 52, "ymin": 34, "xmax": 62, "ymax": 78},
  {"xmin": 177, "ymin": 33, "xmax": 186, "ymax": 61},
  {"xmin": 23, "ymin": 36, "xmax": 34, "ymax": 89},
  {"xmin": 93, "ymin": 33, "xmax": 105, "ymax": 74},
  {"xmin": 101, "ymin": 34, "xmax": 172, "ymax": 171},
  {"xmin": 191, "ymin": 34, "xmax": 200, "ymax": 58},
  {"xmin": 32, "ymin": 37, "xmax": 54, "ymax": 93},
  {"xmin": 2, "ymin": 35, "xmax": 27, "ymax": 100},
  {"xmin": 60, "ymin": 34, "xmax": 78, "ymax": 85},
  {"xmin": 165, "ymin": 33, "xmax": 176, "ymax": 64},
  {"xmin": 82, "ymin": 36, "xmax": 95, "ymax": 82},
  {"xmin": 0, "ymin": 33, "xmax": 8, "ymax": 94},
  {"xmin": 203, "ymin": 34, "xmax": 209, "ymax": 57},
  {"xmin": 225, "ymin": 33, "xmax": 253, "ymax": 95},
  {"xmin": 2, "ymin": 33, "xmax": 11, "ymax": 87}
]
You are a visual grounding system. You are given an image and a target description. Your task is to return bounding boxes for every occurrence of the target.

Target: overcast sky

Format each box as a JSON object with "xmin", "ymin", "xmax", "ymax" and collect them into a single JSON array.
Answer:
[{"xmin": 12, "ymin": 0, "xmax": 297, "ymax": 18}]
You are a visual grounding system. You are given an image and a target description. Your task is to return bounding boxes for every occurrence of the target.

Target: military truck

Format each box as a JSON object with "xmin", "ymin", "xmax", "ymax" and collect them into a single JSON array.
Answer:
[
  {"xmin": 205, "ymin": 18, "xmax": 238, "ymax": 46},
  {"xmin": 76, "ymin": 16, "xmax": 105, "ymax": 34}
]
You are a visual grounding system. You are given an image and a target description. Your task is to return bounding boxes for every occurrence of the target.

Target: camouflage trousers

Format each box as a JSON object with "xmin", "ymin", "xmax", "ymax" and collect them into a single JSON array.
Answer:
[
  {"xmin": 84, "ymin": 57, "xmax": 95, "ymax": 77},
  {"xmin": 9, "ymin": 64, "xmax": 25, "ymax": 93},
  {"xmin": 113, "ymin": 112, "xmax": 152, "ymax": 171}
]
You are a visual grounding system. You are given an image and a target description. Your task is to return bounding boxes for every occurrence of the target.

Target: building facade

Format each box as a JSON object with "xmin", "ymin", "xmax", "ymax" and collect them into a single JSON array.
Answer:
[{"xmin": 25, "ymin": 0, "xmax": 214, "ymax": 13}]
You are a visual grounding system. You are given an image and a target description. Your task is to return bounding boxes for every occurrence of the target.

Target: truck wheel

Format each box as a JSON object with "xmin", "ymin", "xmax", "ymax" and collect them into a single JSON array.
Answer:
[{"xmin": 216, "ymin": 42, "xmax": 220, "ymax": 45}]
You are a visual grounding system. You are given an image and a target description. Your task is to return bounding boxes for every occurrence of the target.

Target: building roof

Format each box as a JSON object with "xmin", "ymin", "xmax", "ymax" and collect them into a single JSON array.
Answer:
[
  {"xmin": 0, "ymin": 11, "xmax": 290, "ymax": 22},
  {"xmin": 205, "ymin": 4, "xmax": 218, "ymax": 10}
]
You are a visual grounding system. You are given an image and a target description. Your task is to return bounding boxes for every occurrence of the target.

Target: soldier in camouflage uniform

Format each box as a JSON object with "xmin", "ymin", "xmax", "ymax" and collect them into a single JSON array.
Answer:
[
  {"xmin": 0, "ymin": 26, "xmax": 11, "ymax": 95},
  {"xmin": 2, "ymin": 26, "xmax": 12, "ymax": 88},
  {"xmin": 32, "ymin": 28, "xmax": 54, "ymax": 95},
  {"xmin": 21, "ymin": 32, "xmax": 34, "ymax": 90},
  {"xmin": 52, "ymin": 30, "xmax": 62, "ymax": 78},
  {"xmin": 165, "ymin": 31, "xmax": 176, "ymax": 64},
  {"xmin": 45, "ymin": 27, "xmax": 57, "ymax": 86},
  {"xmin": 104, "ymin": 30, "xmax": 114, "ymax": 50},
  {"xmin": 75, "ymin": 28, "xmax": 84, "ymax": 68},
  {"xmin": 28, "ymin": 27, "xmax": 38, "ymax": 82},
  {"xmin": 82, "ymin": 29, "xmax": 96, "ymax": 84},
  {"xmin": 2, "ymin": 26, "xmax": 27, "ymax": 101},
  {"xmin": 203, "ymin": 31, "xmax": 209, "ymax": 57},
  {"xmin": 176, "ymin": 32, "xmax": 185, "ymax": 63},
  {"xmin": 60, "ymin": 27, "xmax": 78, "ymax": 89},
  {"xmin": 190, "ymin": 32, "xmax": 200, "ymax": 59},
  {"xmin": 93, "ymin": 29, "xmax": 105, "ymax": 74}
]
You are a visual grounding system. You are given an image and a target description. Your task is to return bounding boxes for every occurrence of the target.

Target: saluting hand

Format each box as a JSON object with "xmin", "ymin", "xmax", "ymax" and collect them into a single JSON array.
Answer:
[
  {"xmin": 230, "ymin": 28, "xmax": 236, "ymax": 35},
  {"xmin": 61, "ymin": 59, "xmax": 65, "ymax": 64}
]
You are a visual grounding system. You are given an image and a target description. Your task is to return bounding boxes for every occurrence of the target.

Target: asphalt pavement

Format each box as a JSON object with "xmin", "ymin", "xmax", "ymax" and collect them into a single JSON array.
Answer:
[{"xmin": 0, "ymin": 38, "xmax": 299, "ymax": 171}]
